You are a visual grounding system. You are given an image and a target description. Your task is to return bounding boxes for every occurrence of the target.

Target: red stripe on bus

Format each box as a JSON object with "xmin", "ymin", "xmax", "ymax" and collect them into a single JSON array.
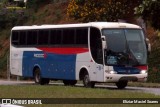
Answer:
[
  {"xmin": 135, "ymin": 66, "xmax": 148, "ymax": 70},
  {"xmin": 37, "ymin": 47, "xmax": 89, "ymax": 55}
]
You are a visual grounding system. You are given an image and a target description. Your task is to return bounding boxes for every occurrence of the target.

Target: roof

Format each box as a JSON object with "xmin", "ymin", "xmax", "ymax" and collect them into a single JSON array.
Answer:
[{"xmin": 12, "ymin": 22, "xmax": 141, "ymax": 31}]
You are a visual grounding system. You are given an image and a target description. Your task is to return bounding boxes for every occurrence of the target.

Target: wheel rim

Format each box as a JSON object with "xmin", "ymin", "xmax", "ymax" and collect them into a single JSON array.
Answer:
[
  {"xmin": 35, "ymin": 70, "xmax": 40, "ymax": 83},
  {"xmin": 84, "ymin": 75, "xmax": 89, "ymax": 86}
]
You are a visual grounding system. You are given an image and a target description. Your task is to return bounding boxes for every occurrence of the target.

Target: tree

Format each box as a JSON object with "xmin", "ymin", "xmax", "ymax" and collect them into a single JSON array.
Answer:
[
  {"xmin": 67, "ymin": 0, "xmax": 142, "ymax": 22},
  {"xmin": 135, "ymin": 0, "xmax": 160, "ymax": 30}
]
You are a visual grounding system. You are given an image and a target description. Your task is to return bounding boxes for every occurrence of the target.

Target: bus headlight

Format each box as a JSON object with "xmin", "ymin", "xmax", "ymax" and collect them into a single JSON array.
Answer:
[
  {"xmin": 140, "ymin": 70, "xmax": 147, "ymax": 74},
  {"xmin": 105, "ymin": 70, "xmax": 117, "ymax": 74}
]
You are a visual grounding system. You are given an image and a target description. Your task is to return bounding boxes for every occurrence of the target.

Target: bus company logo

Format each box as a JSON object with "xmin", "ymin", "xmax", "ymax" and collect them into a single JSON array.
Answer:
[
  {"xmin": 2, "ymin": 99, "xmax": 12, "ymax": 104},
  {"xmin": 34, "ymin": 53, "xmax": 46, "ymax": 58}
]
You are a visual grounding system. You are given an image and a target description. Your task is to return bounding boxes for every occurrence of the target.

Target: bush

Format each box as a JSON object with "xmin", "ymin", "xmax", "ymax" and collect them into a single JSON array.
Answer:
[
  {"xmin": 27, "ymin": 0, "xmax": 51, "ymax": 11},
  {"xmin": 0, "ymin": 7, "xmax": 28, "ymax": 30},
  {"xmin": 135, "ymin": 0, "xmax": 160, "ymax": 30}
]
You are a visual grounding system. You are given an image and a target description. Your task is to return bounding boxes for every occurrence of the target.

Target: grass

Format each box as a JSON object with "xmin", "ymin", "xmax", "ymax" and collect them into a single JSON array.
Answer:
[
  {"xmin": 0, "ymin": 85, "xmax": 160, "ymax": 107},
  {"xmin": 128, "ymin": 82, "xmax": 160, "ymax": 88},
  {"xmin": 100, "ymin": 82, "xmax": 160, "ymax": 88}
]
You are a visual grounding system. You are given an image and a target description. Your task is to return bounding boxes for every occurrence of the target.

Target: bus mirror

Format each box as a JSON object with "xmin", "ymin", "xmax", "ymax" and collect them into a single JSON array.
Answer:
[
  {"xmin": 102, "ymin": 36, "xmax": 107, "ymax": 49},
  {"xmin": 146, "ymin": 38, "xmax": 151, "ymax": 54}
]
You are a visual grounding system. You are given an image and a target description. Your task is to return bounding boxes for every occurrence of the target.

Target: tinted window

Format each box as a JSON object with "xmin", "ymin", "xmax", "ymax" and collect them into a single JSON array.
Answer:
[
  {"xmin": 19, "ymin": 31, "xmax": 26, "ymax": 45},
  {"xmin": 27, "ymin": 30, "xmax": 38, "ymax": 45},
  {"xmin": 12, "ymin": 27, "xmax": 89, "ymax": 47},
  {"xmin": 76, "ymin": 28, "xmax": 88, "ymax": 45},
  {"xmin": 62, "ymin": 29, "xmax": 75, "ymax": 44},
  {"xmin": 38, "ymin": 30, "xmax": 49, "ymax": 45},
  {"xmin": 12, "ymin": 31, "xmax": 19, "ymax": 45},
  {"xmin": 50, "ymin": 29, "xmax": 62, "ymax": 45},
  {"xmin": 50, "ymin": 30, "xmax": 57, "ymax": 45}
]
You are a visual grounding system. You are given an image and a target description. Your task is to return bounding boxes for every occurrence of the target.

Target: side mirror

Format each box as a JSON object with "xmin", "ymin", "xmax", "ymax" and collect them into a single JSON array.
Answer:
[
  {"xmin": 102, "ymin": 36, "xmax": 107, "ymax": 49},
  {"xmin": 146, "ymin": 38, "xmax": 151, "ymax": 54}
]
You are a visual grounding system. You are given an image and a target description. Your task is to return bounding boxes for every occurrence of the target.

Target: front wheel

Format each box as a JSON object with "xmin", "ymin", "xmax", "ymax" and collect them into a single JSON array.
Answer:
[
  {"xmin": 34, "ymin": 68, "xmax": 50, "ymax": 85},
  {"xmin": 116, "ymin": 81, "xmax": 128, "ymax": 89},
  {"xmin": 83, "ymin": 74, "xmax": 95, "ymax": 88}
]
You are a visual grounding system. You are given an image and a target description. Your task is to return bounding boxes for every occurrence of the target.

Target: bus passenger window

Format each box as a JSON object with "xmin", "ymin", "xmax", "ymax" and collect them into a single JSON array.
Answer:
[
  {"xmin": 38, "ymin": 30, "xmax": 49, "ymax": 45},
  {"xmin": 19, "ymin": 31, "xmax": 27, "ymax": 45},
  {"xmin": 62, "ymin": 29, "xmax": 75, "ymax": 45},
  {"xmin": 12, "ymin": 31, "xmax": 19, "ymax": 46},
  {"xmin": 75, "ymin": 28, "xmax": 88, "ymax": 45},
  {"xmin": 27, "ymin": 30, "xmax": 38, "ymax": 45}
]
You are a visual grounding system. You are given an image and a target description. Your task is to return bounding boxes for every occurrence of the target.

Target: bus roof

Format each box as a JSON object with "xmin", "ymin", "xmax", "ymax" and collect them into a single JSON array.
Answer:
[{"xmin": 12, "ymin": 22, "xmax": 141, "ymax": 30}]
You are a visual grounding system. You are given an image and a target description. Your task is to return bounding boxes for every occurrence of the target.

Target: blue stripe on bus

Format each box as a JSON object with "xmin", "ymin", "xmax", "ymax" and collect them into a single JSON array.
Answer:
[
  {"xmin": 22, "ymin": 51, "xmax": 76, "ymax": 80},
  {"xmin": 113, "ymin": 66, "xmax": 140, "ymax": 74}
]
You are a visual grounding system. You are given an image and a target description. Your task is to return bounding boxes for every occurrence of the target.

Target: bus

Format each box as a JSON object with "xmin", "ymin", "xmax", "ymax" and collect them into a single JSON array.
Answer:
[{"xmin": 10, "ymin": 22, "xmax": 149, "ymax": 89}]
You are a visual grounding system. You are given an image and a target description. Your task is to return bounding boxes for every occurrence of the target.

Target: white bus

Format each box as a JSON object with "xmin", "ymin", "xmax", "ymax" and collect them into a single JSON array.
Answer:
[{"xmin": 10, "ymin": 22, "xmax": 148, "ymax": 89}]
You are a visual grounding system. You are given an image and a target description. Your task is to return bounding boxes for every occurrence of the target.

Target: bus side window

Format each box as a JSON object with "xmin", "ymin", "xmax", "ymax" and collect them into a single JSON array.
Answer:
[
  {"xmin": 50, "ymin": 30, "xmax": 57, "ymax": 45},
  {"xmin": 62, "ymin": 29, "xmax": 75, "ymax": 45},
  {"xmin": 90, "ymin": 27, "xmax": 103, "ymax": 64},
  {"xmin": 12, "ymin": 31, "xmax": 19, "ymax": 46},
  {"xmin": 50, "ymin": 29, "xmax": 62, "ymax": 46},
  {"xmin": 75, "ymin": 28, "xmax": 88, "ymax": 46},
  {"xmin": 38, "ymin": 30, "xmax": 49, "ymax": 45},
  {"xmin": 27, "ymin": 30, "xmax": 38, "ymax": 45},
  {"xmin": 56, "ymin": 30, "xmax": 62, "ymax": 45},
  {"xmin": 19, "ymin": 31, "xmax": 27, "ymax": 45}
]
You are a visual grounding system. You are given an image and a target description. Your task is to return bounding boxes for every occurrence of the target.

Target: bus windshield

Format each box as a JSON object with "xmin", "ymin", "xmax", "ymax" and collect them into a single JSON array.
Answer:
[{"xmin": 102, "ymin": 29, "xmax": 147, "ymax": 66}]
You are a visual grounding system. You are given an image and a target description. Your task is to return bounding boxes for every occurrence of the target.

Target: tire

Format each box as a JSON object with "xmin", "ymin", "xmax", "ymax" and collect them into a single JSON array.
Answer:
[
  {"xmin": 116, "ymin": 81, "xmax": 128, "ymax": 89},
  {"xmin": 63, "ymin": 80, "xmax": 77, "ymax": 86},
  {"xmin": 83, "ymin": 74, "xmax": 95, "ymax": 88},
  {"xmin": 34, "ymin": 68, "xmax": 49, "ymax": 85},
  {"xmin": 34, "ymin": 68, "xmax": 41, "ymax": 84}
]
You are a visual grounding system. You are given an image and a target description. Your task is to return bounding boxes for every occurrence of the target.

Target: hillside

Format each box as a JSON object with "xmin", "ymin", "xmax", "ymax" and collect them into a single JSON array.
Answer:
[
  {"xmin": 25, "ymin": 1, "xmax": 76, "ymax": 25},
  {"xmin": 0, "ymin": 1, "xmax": 160, "ymax": 82},
  {"xmin": 0, "ymin": 1, "xmax": 75, "ymax": 78}
]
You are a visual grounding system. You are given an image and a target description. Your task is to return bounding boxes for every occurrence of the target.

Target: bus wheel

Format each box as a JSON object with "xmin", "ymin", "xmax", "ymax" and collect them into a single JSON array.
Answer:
[
  {"xmin": 116, "ymin": 81, "xmax": 128, "ymax": 89},
  {"xmin": 34, "ymin": 68, "xmax": 49, "ymax": 85},
  {"xmin": 34, "ymin": 68, "xmax": 41, "ymax": 84},
  {"xmin": 83, "ymin": 74, "xmax": 95, "ymax": 88}
]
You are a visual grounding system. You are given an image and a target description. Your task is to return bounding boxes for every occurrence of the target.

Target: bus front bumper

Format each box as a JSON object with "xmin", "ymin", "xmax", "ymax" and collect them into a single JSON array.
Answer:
[{"xmin": 104, "ymin": 73, "xmax": 148, "ymax": 83}]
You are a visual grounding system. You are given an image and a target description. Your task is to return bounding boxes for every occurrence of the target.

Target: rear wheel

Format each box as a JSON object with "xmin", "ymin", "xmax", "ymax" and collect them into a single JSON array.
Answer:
[
  {"xmin": 34, "ymin": 68, "xmax": 49, "ymax": 85},
  {"xmin": 83, "ymin": 74, "xmax": 95, "ymax": 88},
  {"xmin": 34, "ymin": 68, "xmax": 41, "ymax": 84},
  {"xmin": 116, "ymin": 81, "xmax": 128, "ymax": 89}
]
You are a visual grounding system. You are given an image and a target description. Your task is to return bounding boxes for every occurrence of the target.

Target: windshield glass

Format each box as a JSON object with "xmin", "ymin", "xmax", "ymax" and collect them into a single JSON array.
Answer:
[{"xmin": 102, "ymin": 29, "xmax": 147, "ymax": 66}]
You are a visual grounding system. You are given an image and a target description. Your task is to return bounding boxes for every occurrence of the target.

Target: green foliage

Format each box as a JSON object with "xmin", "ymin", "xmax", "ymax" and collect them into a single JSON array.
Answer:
[
  {"xmin": 0, "ymin": 50, "xmax": 8, "ymax": 72},
  {"xmin": 147, "ymin": 36, "xmax": 160, "ymax": 82},
  {"xmin": 17, "ymin": 1, "xmax": 25, "ymax": 7},
  {"xmin": 27, "ymin": 0, "xmax": 50, "ymax": 11},
  {"xmin": 135, "ymin": 0, "xmax": 160, "ymax": 30},
  {"xmin": 0, "ymin": 8, "xmax": 27, "ymax": 30},
  {"xmin": 67, "ymin": 0, "xmax": 142, "ymax": 22}
]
